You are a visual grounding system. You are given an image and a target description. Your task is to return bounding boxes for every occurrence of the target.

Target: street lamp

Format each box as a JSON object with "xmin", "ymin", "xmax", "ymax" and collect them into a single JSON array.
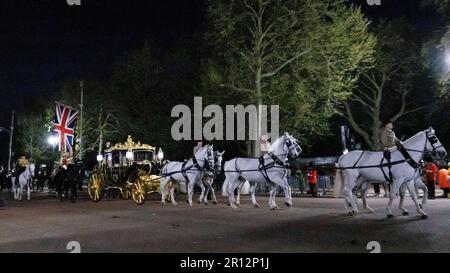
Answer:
[{"xmin": 47, "ymin": 135, "xmax": 59, "ymax": 147}]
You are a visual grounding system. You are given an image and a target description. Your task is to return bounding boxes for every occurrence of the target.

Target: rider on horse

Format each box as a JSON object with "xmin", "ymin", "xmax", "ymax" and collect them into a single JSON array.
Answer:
[{"xmin": 15, "ymin": 155, "xmax": 29, "ymax": 179}]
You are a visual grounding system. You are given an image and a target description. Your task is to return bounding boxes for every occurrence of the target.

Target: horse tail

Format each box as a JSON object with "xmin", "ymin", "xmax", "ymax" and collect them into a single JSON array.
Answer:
[{"xmin": 333, "ymin": 164, "xmax": 345, "ymax": 198}]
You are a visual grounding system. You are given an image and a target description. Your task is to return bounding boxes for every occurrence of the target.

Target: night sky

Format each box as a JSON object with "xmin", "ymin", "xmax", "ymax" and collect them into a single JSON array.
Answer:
[
  {"xmin": 0, "ymin": 0, "xmax": 445, "ymax": 162},
  {"xmin": 0, "ymin": 0, "xmax": 205, "ymax": 113}
]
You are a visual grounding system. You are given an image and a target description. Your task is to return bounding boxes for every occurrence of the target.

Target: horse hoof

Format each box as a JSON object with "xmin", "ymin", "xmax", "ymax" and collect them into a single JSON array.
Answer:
[
  {"xmin": 172, "ymin": 202, "xmax": 178, "ymax": 206},
  {"xmin": 254, "ymin": 203, "xmax": 261, "ymax": 208},
  {"xmin": 366, "ymin": 208, "xmax": 375, "ymax": 213},
  {"xmin": 197, "ymin": 200, "xmax": 201, "ymax": 204},
  {"xmin": 213, "ymin": 201, "xmax": 218, "ymax": 205},
  {"xmin": 236, "ymin": 203, "xmax": 240, "ymax": 208},
  {"xmin": 421, "ymin": 214, "xmax": 429, "ymax": 220},
  {"xmin": 233, "ymin": 207, "xmax": 239, "ymax": 212},
  {"xmin": 402, "ymin": 211, "xmax": 409, "ymax": 216},
  {"xmin": 204, "ymin": 202, "xmax": 208, "ymax": 206},
  {"xmin": 387, "ymin": 214, "xmax": 394, "ymax": 219},
  {"xmin": 285, "ymin": 202, "xmax": 292, "ymax": 208}
]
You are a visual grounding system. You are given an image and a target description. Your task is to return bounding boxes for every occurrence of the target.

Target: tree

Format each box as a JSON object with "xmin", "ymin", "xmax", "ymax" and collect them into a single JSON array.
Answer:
[
  {"xmin": 343, "ymin": 19, "xmax": 424, "ymax": 150},
  {"xmin": 110, "ymin": 41, "xmax": 200, "ymax": 158},
  {"xmin": 203, "ymin": 0, "xmax": 375, "ymax": 155},
  {"xmin": 16, "ymin": 115, "xmax": 48, "ymax": 163}
]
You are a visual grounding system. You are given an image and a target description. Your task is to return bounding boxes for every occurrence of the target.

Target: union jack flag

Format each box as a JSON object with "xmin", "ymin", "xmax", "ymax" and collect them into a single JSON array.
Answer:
[{"xmin": 53, "ymin": 102, "xmax": 79, "ymax": 153}]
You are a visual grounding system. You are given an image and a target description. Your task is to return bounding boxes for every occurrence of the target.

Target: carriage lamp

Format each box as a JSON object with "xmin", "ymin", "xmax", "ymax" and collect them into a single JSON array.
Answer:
[
  {"xmin": 126, "ymin": 151, "xmax": 134, "ymax": 160},
  {"xmin": 97, "ymin": 154, "xmax": 104, "ymax": 162},
  {"xmin": 157, "ymin": 148, "xmax": 164, "ymax": 161},
  {"xmin": 343, "ymin": 149, "xmax": 349, "ymax": 155}
]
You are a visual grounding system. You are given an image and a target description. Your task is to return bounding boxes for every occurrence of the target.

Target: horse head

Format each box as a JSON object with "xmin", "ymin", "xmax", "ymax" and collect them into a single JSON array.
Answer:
[
  {"xmin": 28, "ymin": 163, "xmax": 36, "ymax": 179},
  {"xmin": 214, "ymin": 150, "xmax": 225, "ymax": 173},
  {"xmin": 425, "ymin": 127, "xmax": 447, "ymax": 159},
  {"xmin": 195, "ymin": 144, "xmax": 215, "ymax": 171},
  {"xmin": 284, "ymin": 132, "xmax": 302, "ymax": 159}
]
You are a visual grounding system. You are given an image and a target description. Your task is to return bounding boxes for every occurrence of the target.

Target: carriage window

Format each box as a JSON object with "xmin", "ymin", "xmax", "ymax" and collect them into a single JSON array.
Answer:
[
  {"xmin": 134, "ymin": 151, "xmax": 154, "ymax": 162},
  {"xmin": 112, "ymin": 152, "xmax": 121, "ymax": 167}
]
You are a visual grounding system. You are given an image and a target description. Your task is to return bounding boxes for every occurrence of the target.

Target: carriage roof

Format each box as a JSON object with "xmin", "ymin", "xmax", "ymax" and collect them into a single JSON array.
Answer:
[{"xmin": 105, "ymin": 135, "xmax": 156, "ymax": 153}]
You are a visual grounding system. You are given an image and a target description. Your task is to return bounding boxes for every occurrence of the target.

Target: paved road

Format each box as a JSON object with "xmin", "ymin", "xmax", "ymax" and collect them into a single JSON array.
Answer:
[{"xmin": 0, "ymin": 192, "xmax": 449, "ymax": 253}]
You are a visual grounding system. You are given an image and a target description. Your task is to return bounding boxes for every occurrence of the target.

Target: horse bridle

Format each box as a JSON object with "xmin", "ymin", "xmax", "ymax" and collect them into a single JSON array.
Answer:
[
  {"xmin": 405, "ymin": 130, "xmax": 445, "ymax": 160},
  {"xmin": 193, "ymin": 146, "xmax": 215, "ymax": 172},
  {"xmin": 286, "ymin": 137, "xmax": 301, "ymax": 159}
]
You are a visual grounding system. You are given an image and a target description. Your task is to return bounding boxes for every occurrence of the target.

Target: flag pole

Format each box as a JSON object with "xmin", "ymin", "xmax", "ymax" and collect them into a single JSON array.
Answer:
[{"xmin": 79, "ymin": 81, "xmax": 84, "ymax": 161}]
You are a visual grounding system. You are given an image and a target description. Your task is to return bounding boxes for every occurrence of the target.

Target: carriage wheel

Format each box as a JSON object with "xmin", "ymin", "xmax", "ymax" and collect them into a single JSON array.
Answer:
[
  {"xmin": 121, "ymin": 185, "xmax": 132, "ymax": 200},
  {"xmin": 132, "ymin": 181, "xmax": 146, "ymax": 205},
  {"xmin": 88, "ymin": 174, "xmax": 103, "ymax": 202}
]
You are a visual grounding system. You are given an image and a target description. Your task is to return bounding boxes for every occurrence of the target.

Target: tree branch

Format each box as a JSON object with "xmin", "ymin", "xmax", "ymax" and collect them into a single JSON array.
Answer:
[
  {"xmin": 343, "ymin": 102, "xmax": 372, "ymax": 148},
  {"xmin": 219, "ymin": 83, "xmax": 253, "ymax": 94},
  {"xmin": 261, "ymin": 48, "xmax": 311, "ymax": 78}
]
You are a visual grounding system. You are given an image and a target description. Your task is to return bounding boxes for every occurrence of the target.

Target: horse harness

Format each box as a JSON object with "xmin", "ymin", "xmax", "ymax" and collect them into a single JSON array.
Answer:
[
  {"xmin": 180, "ymin": 156, "xmax": 212, "ymax": 184},
  {"xmin": 258, "ymin": 153, "xmax": 289, "ymax": 185},
  {"xmin": 375, "ymin": 131, "xmax": 439, "ymax": 184}
]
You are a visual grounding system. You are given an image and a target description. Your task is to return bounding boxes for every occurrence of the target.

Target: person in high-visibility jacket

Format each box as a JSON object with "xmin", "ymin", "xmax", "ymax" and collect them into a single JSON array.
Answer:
[
  {"xmin": 307, "ymin": 162, "xmax": 318, "ymax": 198},
  {"xmin": 438, "ymin": 166, "xmax": 449, "ymax": 198}
]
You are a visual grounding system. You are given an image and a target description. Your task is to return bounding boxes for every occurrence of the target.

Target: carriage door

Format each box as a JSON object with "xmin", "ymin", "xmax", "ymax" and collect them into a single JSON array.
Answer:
[{"xmin": 111, "ymin": 151, "xmax": 122, "ymax": 185}]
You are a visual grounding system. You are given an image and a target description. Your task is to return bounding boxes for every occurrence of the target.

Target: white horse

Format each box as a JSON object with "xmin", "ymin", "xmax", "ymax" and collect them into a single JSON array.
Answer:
[
  {"xmin": 12, "ymin": 163, "xmax": 36, "ymax": 201},
  {"xmin": 223, "ymin": 132, "xmax": 302, "ymax": 211},
  {"xmin": 160, "ymin": 145, "xmax": 215, "ymax": 206},
  {"xmin": 334, "ymin": 128, "xmax": 446, "ymax": 218},
  {"xmin": 200, "ymin": 150, "xmax": 225, "ymax": 205}
]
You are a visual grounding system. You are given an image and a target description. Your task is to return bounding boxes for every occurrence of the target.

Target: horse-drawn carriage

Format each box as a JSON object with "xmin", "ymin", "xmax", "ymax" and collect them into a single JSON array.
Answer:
[{"xmin": 87, "ymin": 135, "xmax": 166, "ymax": 205}]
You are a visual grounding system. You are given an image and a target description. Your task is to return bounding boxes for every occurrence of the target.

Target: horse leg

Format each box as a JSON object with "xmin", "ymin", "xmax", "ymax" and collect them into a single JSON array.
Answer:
[
  {"xmin": 249, "ymin": 182, "xmax": 260, "ymax": 208},
  {"xmin": 386, "ymin": 180, "xmax": 402, "ymax": 218},
  {"xmin": 343, "ymin": 172, "xmax": 358, "ymax": 215},
  {"xmin": 209, "ymin": 180, "xmax": 218, "ymax": 205},
  {"xmin": 235, "ymin": 180, "xmax": 244, "ymax": 207},
  {"xmin": 160, "ymin": 177, "xmax": 168, "ymax": 205},
  {"xmin": 201, "ymin": 179, "xmax": 209, "ymax": 204},
  {"xmin": 225, "ymin": 176, "xmax": 239, "ymax": 211},
  {"xmin": 407, "ymin": 180, "xmax": 428, "ymax": 219},
  {"xmin": 169, "ymin": 184, "xmax": 178, "ymax": 206},
  {"xmin": 197, "ymin": 179, "xmax": 206, "ymax": 204},
  {"xmin": 361, "ymin": 182, "xmax": 374, "ymax": 213},
  {"xmin": 268, "ymin": 184, "xmax": 278, "ymax": 210},
  {"xmin": 187, "ymin": 176, "xmax": 196, "ymax": 207},
  {"xmin": 19, "ymin": 183, "xmax": 23, "ymax": 201},
  {"xmin": 283, "ymin": 180, "xmax": 293, "ymax": 208},
  {"xmin": 399, "ymin": 183, "xmax": 408, "ymax": 215},
  {"xmin": 27, "ymin": 180, "xmax": 31, "ymax": 201},
  {"xmin": 416, "ymin": 178, "xmax": 428, "ymax": 207}
]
